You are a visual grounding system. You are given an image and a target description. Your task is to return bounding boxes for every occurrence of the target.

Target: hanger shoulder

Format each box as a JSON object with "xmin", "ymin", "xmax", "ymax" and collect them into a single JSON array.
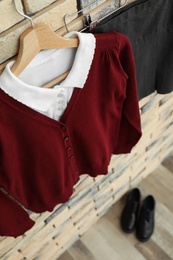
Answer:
[
  {"xmin": 11, "ymin": 24, "xmax": 79, "ymax": 77},
  {"xmin": 11, "ymin": 28, "xmax": 40, "ymax": 77},
  {"xmin": 36, "ymin": 24, "xmax": 79, "ymax": 49}
]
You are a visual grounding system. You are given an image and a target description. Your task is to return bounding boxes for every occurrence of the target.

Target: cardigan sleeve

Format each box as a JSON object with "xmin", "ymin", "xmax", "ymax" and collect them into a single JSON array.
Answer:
[
  {"xmin": 113, "ymin": 33, "xmax": 142, "ymax": 154},
  {"xmin": 0, "ymin": 189, "xmax": 35, "ymax": 237}
]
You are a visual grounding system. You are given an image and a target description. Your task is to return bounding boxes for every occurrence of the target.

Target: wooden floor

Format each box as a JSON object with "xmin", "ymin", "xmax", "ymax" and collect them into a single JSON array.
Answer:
[{"xmin": 58, "ymin": 155, "xmax": 173, "ymax": 260}]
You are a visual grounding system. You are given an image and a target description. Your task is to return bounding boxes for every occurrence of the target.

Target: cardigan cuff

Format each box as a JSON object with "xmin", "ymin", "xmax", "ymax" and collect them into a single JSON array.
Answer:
[
  {"xmin": 113, "ymin": 133, "xmax": 142, "ymax": 154},
  {"xmin": 0, "ymin": 189, "xmax": 35, "ymax": 237}
]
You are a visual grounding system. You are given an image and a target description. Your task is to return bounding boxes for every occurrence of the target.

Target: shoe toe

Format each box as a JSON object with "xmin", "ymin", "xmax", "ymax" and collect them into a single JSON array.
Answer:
[{"xmin": 121, "ymin": 212, "xmax": 136, "ymax": 233}]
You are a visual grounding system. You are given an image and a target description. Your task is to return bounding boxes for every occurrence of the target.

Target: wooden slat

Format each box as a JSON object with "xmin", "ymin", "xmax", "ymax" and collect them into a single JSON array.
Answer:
[{"xmin": 136, "ymin": 240, "xmax": 172, "ymax": 260}]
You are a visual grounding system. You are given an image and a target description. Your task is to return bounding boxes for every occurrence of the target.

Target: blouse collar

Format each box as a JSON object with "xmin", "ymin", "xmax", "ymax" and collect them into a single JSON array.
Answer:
[{"xmin": 0, "ymin": 32, "xmax": 96, "ymax": 112}]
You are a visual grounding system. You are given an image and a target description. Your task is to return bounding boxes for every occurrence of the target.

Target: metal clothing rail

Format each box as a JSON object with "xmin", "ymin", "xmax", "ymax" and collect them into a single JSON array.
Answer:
[
  {"xmin": 13, "ymin": 0, "xmax": 128, "ymax": 34},
  {"xmin": 64, "ymin": 0, "xmax": 128, "ymax": 33}
]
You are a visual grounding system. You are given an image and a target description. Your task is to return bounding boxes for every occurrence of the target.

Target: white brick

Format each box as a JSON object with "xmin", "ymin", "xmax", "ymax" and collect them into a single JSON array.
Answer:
[
  {"xmin": 23, "ymin": 0, "xmax": 56, "ymax": 14},
  {"xmin": 0, "ymin": 0, "xmax": 23, "ymax": 33},
  {"xmin": 0, "ymin": 0, "xmax": 77, "ymax": 64},
  {"xmin": 35, "ymin": 0, "xmax": 77, "ymax": 32},
  {"xmin": 80, "ymin": 0, "xmax": 107, "ymax": 14}
]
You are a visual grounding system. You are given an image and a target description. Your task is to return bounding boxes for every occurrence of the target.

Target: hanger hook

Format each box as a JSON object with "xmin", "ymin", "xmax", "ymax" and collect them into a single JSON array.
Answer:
[
  {"xmin": 63, "ymin": 0, "xmax": 109, "ymax": 33},
  {"xmin": 64, "ymin": 0, "xmax": 128, "ymax": 33},
  {"xmin": 13, "ymin": 0, "xmax": 34, "ymax": 28}
]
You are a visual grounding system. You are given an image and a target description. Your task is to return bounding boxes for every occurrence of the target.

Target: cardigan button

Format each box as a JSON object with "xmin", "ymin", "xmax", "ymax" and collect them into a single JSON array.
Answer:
[
  {"xmin": 74, "ymin": 170, "xmax": 79, "ymax": 175},
  {"xmin": 70, "ymin": 155, "xmax": 74, "ymax": 160},
  {"xmin": 60, "ymin": 125, "xmax": 66, "ymax": 131},
  {"xmin": 64, "ymin": 136, "xmax": 69, "ymax": 141},
  {"xmin": 66, "ymin": 146, "xmax": 72, "ymax": 151}
]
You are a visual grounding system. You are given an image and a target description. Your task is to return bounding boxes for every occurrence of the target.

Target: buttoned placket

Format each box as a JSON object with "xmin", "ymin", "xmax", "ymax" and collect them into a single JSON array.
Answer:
[
  {"xmin": 53, "ymin": 88, "xmax": 67, "ymax": 120},
  {"xmin": 59, "ymin": 124, "xmax": 79, "ymax": 182}
]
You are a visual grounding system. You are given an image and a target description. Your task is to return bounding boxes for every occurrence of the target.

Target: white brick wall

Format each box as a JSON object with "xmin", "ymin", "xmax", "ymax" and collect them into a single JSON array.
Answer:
[
  {"xmin": 80, "ymin": 0, "xmax": 107, "ymax": 13},
  {"xmin": 23, "ymin": 0, "xmax": 58, "ymax": 13},
  {"xmin": 0, "ymin": 0, "xmax": 23, "ymax": 33}
]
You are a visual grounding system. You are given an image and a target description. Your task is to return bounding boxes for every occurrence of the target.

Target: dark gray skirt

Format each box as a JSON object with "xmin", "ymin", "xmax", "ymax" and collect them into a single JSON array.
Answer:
[{"xmin": 95, "ymin": 0, "xmax": 173, "ymax": 100}]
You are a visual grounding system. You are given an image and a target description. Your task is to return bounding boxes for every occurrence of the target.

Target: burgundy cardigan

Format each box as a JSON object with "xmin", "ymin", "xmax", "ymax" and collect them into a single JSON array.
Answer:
[{"xmin": 0, "ymin": 31, "xmax": 142, "ymax": 237}]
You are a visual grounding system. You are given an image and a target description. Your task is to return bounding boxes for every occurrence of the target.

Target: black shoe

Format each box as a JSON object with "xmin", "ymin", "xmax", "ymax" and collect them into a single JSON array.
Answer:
[
  {"xmin": 136, "ymin": 195, "xmax": 155, "ymax": 242},
  {"xmin": 120, "ymin": 188, "xmax": 141, "ymax": 233}
]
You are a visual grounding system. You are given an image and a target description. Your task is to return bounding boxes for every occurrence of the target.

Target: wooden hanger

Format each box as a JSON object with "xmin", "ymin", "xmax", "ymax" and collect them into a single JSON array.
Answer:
[{"xmin": 11, "ymin": 23, "xmax": 79, "ymax": 87}]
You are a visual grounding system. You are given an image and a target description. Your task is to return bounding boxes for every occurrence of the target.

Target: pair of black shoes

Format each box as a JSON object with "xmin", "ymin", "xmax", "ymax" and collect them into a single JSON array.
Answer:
[{"xmin": 120, "ymin": 188, "xmax": 155, "ymax": 242}]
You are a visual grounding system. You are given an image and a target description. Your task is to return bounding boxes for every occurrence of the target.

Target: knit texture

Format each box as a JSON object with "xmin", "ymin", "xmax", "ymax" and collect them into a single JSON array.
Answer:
[{"xmin": 0, "ymin": 31, "xmax": 142, "ymax": 236}]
